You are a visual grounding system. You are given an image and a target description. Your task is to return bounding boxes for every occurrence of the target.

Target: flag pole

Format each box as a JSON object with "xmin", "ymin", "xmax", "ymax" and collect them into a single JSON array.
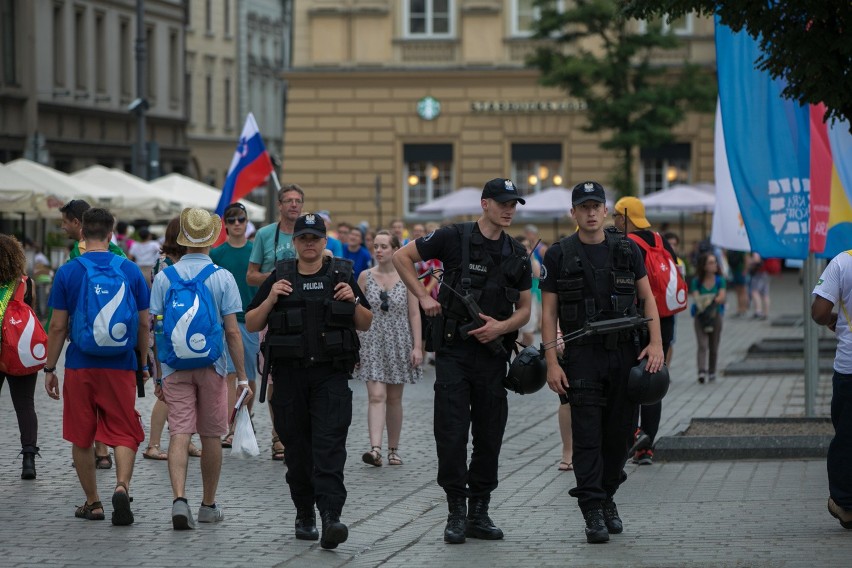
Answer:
[{"xmin": 270, "ymin": 169, "xmax": 282, "ymax": 191}]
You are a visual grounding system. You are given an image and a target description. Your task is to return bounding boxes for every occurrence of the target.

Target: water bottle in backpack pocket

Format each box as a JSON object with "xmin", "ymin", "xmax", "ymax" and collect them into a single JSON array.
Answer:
[
  {"xmin": 159, "ymin": 263, "xmax": 224, "ymax": 370},
  {"xmin": 71, "ymin": 255, "xmax": 139, "ymax": 357}
]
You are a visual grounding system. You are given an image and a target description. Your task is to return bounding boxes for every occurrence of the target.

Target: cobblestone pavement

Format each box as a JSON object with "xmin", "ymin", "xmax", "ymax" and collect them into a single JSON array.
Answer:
[{"xmin": 1, "ymin": 272, "xmax": 850, "ymax": 567}]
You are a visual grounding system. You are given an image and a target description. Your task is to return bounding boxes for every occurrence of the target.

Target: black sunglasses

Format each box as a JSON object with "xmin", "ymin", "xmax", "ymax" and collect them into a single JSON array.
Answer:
[
  {"xmin": 379, "ymin": 290, "xmax": 389, "ymax": 312},
  {"xmin": 225, "ymin": 216, "xmax": 247, "ymax": 225}
]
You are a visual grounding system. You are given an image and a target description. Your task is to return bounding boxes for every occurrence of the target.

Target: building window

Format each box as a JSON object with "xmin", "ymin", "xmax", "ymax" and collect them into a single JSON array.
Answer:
[
  {"xmin": 184, "ymin": 70, "xmax": 192, "ymax": 124},
  {"xmin": 169, "ymin": 29, "xmax": 180, "ymax": 104},
  {"xmin": 403, "ymin": 144, "xmax": 454, "ymax": 214},
  {"xmin": 640, "ymin": 142, "xmax": 691, "ymax": 194},
  {"xmin": 120, "ymin": 18, "xmax": 131, "ymax": 98},
  {"xmin": 405, "ymin": 0, "xmax": 453, "ymax": 37},
  {"xmin": 74, "ymin": 7, "xmax": 86, "ymax": 91},
  {"xmin": 510, "ymin": 143, "xmax": 563, "ymax": 195},
  {"xmin": 638, "ymin": 12, "xmax": 694, "ymax": 36},
  {"xmin": 53, "ymin": 2, "xmax": 65, "ymax": 88},
  {"xmin": 94, "ymin": 13, "xmax": 105, "ymax": 93},
  {"xmin": 205, "ymin": 0, "xmax": 212, "ymax": 34},
  {"xmin": 224, "ymin": 76, "xmax": 232, "ymax": 127},
  {"xmin": 205, "ymin": 74, "xmax": 213, "ymax": 127},
  {"xmin": 1, "ymin": 0, "xmax": 17, "ymax": 85},
  {"xmin": 512, "ymin": 0, "xmax": 562, "ymax": 37},
  {"xmin": 224, "ymin": 0, "xmax": 231, "ymax": 36}
]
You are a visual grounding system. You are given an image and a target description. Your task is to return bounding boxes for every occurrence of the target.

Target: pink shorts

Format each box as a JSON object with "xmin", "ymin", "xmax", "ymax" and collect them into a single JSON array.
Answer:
[
  {"xmin": 62, "ymin": 368, "xmax": 144, "ymax": 451},
  {"xmin": 162, "ymin": 367, "xmax": 228, "ymax": 437}
]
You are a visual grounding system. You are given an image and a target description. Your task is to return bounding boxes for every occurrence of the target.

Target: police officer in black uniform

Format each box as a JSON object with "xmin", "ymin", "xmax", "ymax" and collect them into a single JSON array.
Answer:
[
  {"xmin": 394, "ymin": 178, "xmax": 532, "ymax": 544},
  {"xmin": 539, "ymin": 181, "xmax": 664, "ymax": 544},
  {"xmin": 245, "ymin": 213, "xmax": 372, "ymax": 550}
]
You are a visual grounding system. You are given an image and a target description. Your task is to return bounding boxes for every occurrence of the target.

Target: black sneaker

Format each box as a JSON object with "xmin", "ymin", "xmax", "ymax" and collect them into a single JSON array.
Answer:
[
  {"xmin": 628, "ymin": 429, "xmax": 651, "ymax": 456},
  {"xmin": 602, "ymin": 499, "xmax": 623, "ymax": 534},
  {"xmin": 582, "ymin": 508, "xmax": 609, "ymax": 544}
]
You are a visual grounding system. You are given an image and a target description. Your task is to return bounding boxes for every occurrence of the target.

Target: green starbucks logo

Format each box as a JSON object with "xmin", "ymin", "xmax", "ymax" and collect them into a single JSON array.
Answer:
[{"xmin": 417, "ymin": 96, "xmax": 441, "ymax": 121}]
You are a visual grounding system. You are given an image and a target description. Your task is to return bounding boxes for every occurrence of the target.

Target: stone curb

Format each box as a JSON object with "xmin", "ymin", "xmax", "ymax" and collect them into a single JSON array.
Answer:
[{"xmin": 654, "ymin": 417, "xmax": 833, "ymax": 461}]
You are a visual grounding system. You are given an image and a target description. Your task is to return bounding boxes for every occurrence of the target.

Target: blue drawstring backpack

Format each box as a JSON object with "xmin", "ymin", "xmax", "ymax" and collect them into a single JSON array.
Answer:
[
  {"xmin": 158, "ymin": 263, "xmax": 224, "ymax": 370},
  {"xmin": 71, "ymin": 255, "xmax": 139, "ymax": 356}
]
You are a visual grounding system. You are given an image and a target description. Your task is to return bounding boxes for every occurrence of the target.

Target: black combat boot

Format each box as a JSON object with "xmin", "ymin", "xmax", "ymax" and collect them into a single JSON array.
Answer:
[
  {"xmin": 295, "ymin": 507, "xmax": 319, "ymax": 541},
  {"xmin": 319, "ymin": 510, "xmax": 348, "ymax": 549},
  {"xmin": 20, "ymin": 446, "xmax": 39, "ymax": 480},
  {"xmin": 602, "ymin": 498, "xmax": 623, "ymax": 534},
  {"xmin": 443, "ymin": 496, "xmax": 467, "ymax": 544},
  {"xmin": 581, "ymin": 505, "xmax": 610, "ymax": 544},
  {"xmin": 465, "ymin": 496, "xmax": 504, "ymax": 540}
]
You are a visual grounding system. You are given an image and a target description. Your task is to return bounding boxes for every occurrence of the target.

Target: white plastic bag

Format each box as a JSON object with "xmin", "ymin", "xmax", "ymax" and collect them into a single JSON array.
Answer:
[{"xmin": 230, "ymin": 406, "xmax": 260, "ymax": 458}]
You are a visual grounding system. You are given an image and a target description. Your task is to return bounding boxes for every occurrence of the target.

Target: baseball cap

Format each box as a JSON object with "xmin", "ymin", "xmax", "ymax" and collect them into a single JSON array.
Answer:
[
  {"xmin": 481, "ymin": 178, "xmax": 526, "ymax": 205},
  {"xmin": 571, "ymin": 181, "xmax": 607, "ymax": 206},
  {"xmin": 614, "ymin": 196, "xmax": 651, "ymax": 229},
  {"xmin": 293, "ymin": 213, "xmax": 327, "ymax": 238}
]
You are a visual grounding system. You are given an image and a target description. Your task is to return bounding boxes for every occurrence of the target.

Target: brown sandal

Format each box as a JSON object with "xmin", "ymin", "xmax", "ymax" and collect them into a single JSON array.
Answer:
[
  {"xmin": 362, "ymin": 446, "xmax": 382, "ymax": 467},
  {"xmin": 271, "ymin": 435, "xmax": 285, "ymax": 461},
  {"xmin": 142, "ymin": 445, "xmax": 168, "ymax": 460},
  {"xmin": 387, "ymin": 448, "xmax": 403, "ymax": 466},
  {"xmin": 95, "ymin": 453, "xmax": 112, "ymax": 469},
  {"xmin": 75, "ymin": 500, "xmax": 105, "ymax": 521}
]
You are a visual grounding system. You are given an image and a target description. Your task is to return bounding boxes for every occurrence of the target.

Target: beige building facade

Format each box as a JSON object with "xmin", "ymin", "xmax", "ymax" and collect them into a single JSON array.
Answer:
[
  {"xmin": 0, "ymin": 0, "xmax": 189, "ymax": 174},
  {"xmin": 283, "ymin": 0, "xmax": 716, "ymax": 230}
]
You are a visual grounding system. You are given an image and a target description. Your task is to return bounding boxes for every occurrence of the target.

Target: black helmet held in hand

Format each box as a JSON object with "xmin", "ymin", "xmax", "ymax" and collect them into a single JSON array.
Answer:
[
  {"xmin": 627, "ymin": 358, "xmax": 671, "ymax": 405},
  {"xmin": 504, "ymin": 345, "xmax": 547, "ymax": 395}
]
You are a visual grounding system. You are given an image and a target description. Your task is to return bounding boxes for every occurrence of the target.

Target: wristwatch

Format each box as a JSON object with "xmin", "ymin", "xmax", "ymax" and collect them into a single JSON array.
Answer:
[{"xmin": 44, "ymin": 366, "xmax": 56, "ymax": 373}]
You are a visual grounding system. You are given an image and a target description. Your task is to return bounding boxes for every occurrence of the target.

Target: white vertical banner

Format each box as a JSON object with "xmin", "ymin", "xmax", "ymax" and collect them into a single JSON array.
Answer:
[{"xmin": 711, "ymin": 99, "xmax": 751, "ymax": 252}]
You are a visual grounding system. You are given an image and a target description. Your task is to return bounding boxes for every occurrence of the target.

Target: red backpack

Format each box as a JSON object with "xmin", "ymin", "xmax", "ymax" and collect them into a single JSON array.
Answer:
[
  {"xmin": 627, "ymin": 233, "xmax": 688, "ymax": 317},
  {"xmin": 0, "ymin": 277, "xmax": 48, "ymax": 376}
]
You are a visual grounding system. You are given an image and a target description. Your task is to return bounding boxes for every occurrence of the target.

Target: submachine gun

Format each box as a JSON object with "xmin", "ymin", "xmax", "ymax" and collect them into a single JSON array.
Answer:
[
  {"xmin": 419, "ymin": 268, "xmax": 507, "ymax": 358},
  {"xmin": 504, "ymin": 314, "xmax": 650, "ymax": 396}
]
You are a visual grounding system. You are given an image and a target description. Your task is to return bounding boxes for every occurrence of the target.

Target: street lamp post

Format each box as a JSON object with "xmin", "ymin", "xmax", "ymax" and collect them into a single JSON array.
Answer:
[{"xmin": 132, "ymin": 0, "xmax": 148, "ymax": 180}]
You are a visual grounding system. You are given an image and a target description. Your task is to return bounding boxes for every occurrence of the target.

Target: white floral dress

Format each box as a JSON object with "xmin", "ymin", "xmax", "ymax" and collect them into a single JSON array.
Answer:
[{"xmin": 353, "ymin": 272, "xmax": 422, "ymax": 384}]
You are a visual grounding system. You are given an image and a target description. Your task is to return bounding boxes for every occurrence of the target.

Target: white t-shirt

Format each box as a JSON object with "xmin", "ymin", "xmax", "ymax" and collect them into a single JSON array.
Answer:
[
  {"xmin": 129, "ymin": 240, "xmax": 162, "ymax": 267},
  {"xmin": 812, "ymin": 250, "xmax": 852, "ymax": 374}
]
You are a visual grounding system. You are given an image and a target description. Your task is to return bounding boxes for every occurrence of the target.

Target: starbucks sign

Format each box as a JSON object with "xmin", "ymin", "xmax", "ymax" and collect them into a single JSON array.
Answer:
[{"xmin": 417, "ymin": 96, "xmax": 441, "ymax": 121}]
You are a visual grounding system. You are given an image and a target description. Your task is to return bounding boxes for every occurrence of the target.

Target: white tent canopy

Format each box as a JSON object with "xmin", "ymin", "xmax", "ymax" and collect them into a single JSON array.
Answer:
[
  {"xmin": 3, "ymin": 158, "xmax": 139, "ymax": 218},
  {"xmin": 518, "ymin": 186, "xmax": 615, "ymax": 218},
  {"xmin": 151, "ymin": 173, "xmax": 266, "ymax": 222},
  {"xmin": 0, "ymin": 164, "xmax": 39, "ymax": 213},
  {"xmin": 72, "ymin": 165, "xmax": 185, "ymax": 221},
  {"xmin": 414, "ymin": 187, "xmax": 483, "ymax": 217},
  {"xmin": 639, "ymin": 184, "xmax": 716, "ymax": 213}
]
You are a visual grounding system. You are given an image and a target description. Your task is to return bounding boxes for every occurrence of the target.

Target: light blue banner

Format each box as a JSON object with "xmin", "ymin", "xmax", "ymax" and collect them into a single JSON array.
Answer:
[{"xmin": 715, "ymin": 17, "xmax": 811, "ymax": 259}]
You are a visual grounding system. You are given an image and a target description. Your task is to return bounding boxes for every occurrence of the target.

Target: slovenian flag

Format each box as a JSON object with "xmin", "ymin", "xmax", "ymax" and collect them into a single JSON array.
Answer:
[
  {"xmin": 715, "ymin": 18, "xmax": 852, "ymax": 259},
  {"xmin": 212, "ymin": 113, "xmax": 274, "ymax": 245}
]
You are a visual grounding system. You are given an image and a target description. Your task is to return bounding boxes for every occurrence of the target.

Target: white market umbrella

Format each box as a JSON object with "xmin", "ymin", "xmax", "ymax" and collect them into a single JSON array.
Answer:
[
  {"xmin": 73, "ymin": 165, "xmax": 184, "ymax": 221},
  {"xmin": 640, "ymin": 184, "xmax": 715, "ymax": 213},
  {"xmin": 0, "ymin": 164, "xmax": 37, "ymax": 213},
  {"xmin": 414, "ymin": 187, "xmax": 483, "ymax": 217},
  {"xmin": 150, "ymin": 173, "xmax": 266, "ymax": 222}
]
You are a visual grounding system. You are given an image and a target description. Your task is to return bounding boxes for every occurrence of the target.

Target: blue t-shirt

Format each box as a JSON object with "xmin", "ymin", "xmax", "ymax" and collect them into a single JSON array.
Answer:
[
  {"xmin": 149, "ymin": 253, "xmax": 242, "ymax": 379},
  {"xmin": 342, "ymin": 246, "xmax": 372, "ymax": 280},
  {"xmin": 249, "ymin": 222, "xmax": 295, "ymax": 273},
  {"xmin": 326, "ymin": 236, "xmax": 344, "ymax": 258},
  {"xmin": 48, "ymin": 252, "xmax": 151, "ymax": 370}
]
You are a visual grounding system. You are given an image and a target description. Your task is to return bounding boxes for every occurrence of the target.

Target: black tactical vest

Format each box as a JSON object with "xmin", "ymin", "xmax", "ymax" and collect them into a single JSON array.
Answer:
[
  {"xmin": 435, "ymin": 222, "xmax": 529, "ymax": 348},
  {"xmin": 555, "ymin": 229, "xmax": 637, "ymax": 336},
  {"xmin": 265, "ymin": 257, "xmax": 360, "ymax": 372}
]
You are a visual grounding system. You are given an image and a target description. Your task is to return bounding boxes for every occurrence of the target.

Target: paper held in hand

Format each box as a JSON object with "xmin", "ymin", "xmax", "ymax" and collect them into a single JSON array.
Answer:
[{"xmin": 230, "ymin": 388, "xmax": 250, "ymax": 425}]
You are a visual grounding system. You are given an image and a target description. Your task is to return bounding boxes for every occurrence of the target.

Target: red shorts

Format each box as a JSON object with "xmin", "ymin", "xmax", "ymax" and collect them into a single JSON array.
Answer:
[
  {"xmin": 63, "ymin": 368, "xmax": 144, "ymax": 451},
  {"xmin": 162, "ymin": 367, "xmax": 228, "ymax": 437}
]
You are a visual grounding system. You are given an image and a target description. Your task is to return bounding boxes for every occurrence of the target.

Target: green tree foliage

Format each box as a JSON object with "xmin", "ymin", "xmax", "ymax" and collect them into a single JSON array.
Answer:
[
  {"xmin": 622, "ymin": 1, "xmax": 852, "ymax": 126},
  {"xmin": 527, "ymin": 0, "xmax": 716, "ymax": 195}
]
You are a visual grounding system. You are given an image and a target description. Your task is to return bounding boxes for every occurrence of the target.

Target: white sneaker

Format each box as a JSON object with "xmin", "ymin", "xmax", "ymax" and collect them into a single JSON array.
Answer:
[
  {"xmin": 172, "ymin": 499, "xmax": 196, "ymax": 530},
  {"xmin": 198, "ymin": 503, "xmax": 224, "ymax": 523}
]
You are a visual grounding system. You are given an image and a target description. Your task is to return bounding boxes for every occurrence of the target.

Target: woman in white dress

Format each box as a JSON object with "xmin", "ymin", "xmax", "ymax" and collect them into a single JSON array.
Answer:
[{"xmin": 354, "ymin": 231, "xmax": 423, "ymax": 466}]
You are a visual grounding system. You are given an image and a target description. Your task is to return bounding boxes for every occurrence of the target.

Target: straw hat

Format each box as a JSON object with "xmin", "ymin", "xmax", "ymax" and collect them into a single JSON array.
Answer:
[{"xmin": 176, "ymin": 208, "xmax": 222, "ymax": 247}]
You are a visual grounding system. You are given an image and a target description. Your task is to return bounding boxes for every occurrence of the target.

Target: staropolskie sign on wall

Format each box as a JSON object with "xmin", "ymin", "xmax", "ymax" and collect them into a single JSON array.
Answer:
[{"xmin": 470, "ymin": 100, "xmax": 587, "ymax": 113}]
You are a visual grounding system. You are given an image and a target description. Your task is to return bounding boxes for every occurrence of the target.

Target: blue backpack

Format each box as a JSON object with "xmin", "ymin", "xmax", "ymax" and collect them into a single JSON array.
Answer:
[
  {"xmin": 159, "ymin": 263, "xmax": 224, "ymax": 370},
  {"xmin": 71, "ymin": 255, "xmax": 139, "ymax": 357}
]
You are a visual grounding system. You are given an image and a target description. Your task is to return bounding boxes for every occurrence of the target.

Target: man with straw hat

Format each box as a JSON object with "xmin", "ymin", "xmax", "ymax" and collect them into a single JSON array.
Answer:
[{"xmin": 150, "ymin": 207, "xmax": 253, "ymax": 530}]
